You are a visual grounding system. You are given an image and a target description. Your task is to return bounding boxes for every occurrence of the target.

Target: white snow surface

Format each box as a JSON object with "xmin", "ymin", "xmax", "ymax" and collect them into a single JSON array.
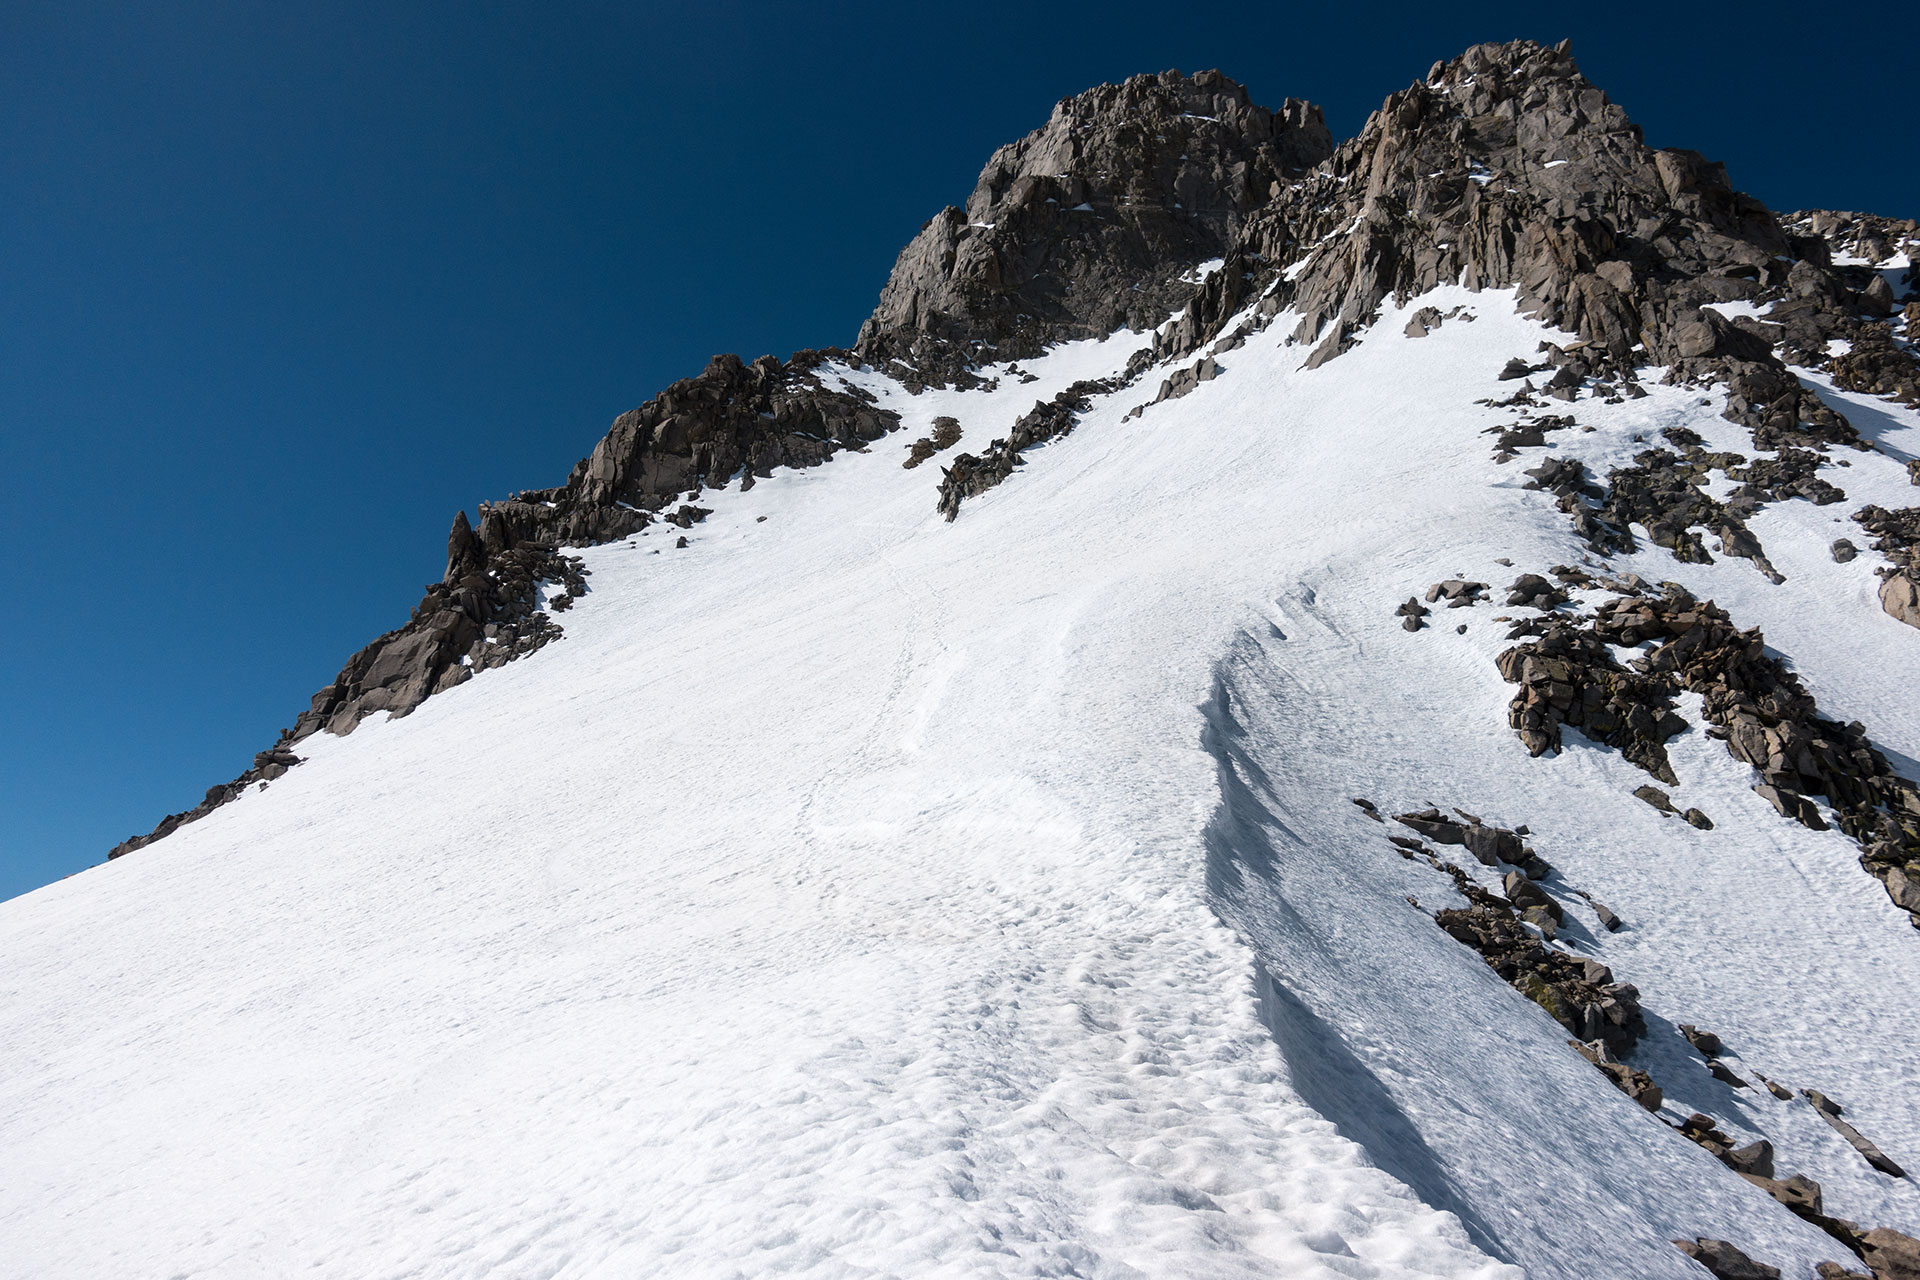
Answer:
[
  {"xmin": 1700, "ymin": 299, "xmax": 1777, "ymax": 325},
  {"xmin": 5, "ymin": 291, "xmax": 1919, "ymax": 1279}
]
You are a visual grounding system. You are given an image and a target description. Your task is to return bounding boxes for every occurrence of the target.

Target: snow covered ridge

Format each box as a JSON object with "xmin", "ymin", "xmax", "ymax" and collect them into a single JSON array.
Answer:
[
  {"xmin": 15, "ymin": 279, "xmax": 1920, "ymax": 1279},
  {"xmin": 30, "ymin": 35, "xmax": 1918, "ymax": 1278},
  {"xmin": 106, "ymin": 37, "xmax": 1919, "ymax": 863}
]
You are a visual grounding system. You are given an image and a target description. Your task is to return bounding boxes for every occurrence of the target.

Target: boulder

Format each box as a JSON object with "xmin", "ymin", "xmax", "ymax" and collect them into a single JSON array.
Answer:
[
  {"xmin": 1860, "ymin": 1228, "xmax": 1920, "ymax": 1280},
  {"xmin": 1503, "ymin": 871, "xmax": 1561, "ymax": 921},
  {"xmin": 1805, "ymin": 1091, "xmax": 1907, "ymax": 1178},
  {"xmin": 1679, "ymin": 1024, "xmax": 1725, "ymax": 1056},
  {"xmin": 1405, "ymin": 306, "xmax": 1445, "ymax": 338},
  {"xmin": 1506, "ymin": 573, "xmax": 1566, "ymax": 608},
  {"xmin": 1881, "ymin": 575, "xmax": 1920, "ymax": 630},
  {"xmin": 1464, "ymin": 823, "xmax": 1525, "ymax": 866},
  {"xmin": 1815, "ymin": 1261, "xmax": 1873, "ymax": 1279},
  {"xmin": 1672, "ymin": 1238, "xmax": 1781, "ymax": 1280},
  {"xmin": 1727, "ymin": 1140, "xmax": 1774, "ymax": 1178},
  {"xmin": 1635, "ymin": 784, "xmax": 1677, "ymax": 813},
  {"xmin": 1709, "ymin": 1061, "xmax": 1750, "ymax": 1089}
]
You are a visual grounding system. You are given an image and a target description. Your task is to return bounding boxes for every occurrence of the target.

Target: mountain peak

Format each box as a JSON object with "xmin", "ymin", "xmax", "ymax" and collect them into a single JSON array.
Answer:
[
  {"xmin": 31, "ymin": 36, "xmax": 1920, "ymax": 1280},
  {"xmin": 856, "ymin": 69, "xmax": 1331, "ymax": 376}
]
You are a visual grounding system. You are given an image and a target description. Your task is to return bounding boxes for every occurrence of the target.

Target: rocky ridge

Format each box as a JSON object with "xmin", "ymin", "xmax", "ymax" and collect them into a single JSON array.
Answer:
[
  {"xmin": 933, "ymin": 378, "xmax": 1121, "ymax": 519},
  {"xmin": 109, "ymin": 353, "xmax": 898, "ymax": 857}
]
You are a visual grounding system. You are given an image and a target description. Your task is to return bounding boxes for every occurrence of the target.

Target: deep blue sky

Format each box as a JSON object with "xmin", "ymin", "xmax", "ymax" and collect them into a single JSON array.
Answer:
[{"xmin": 3, "ymin": 1, "xmax": 1912, "ymax": 901}]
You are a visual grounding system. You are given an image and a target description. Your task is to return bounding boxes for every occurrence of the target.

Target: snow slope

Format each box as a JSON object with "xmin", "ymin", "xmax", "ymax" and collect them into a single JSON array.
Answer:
[{"xmin": 4, "ymin": 290, "xmax": 1917, "ymax": 1278}]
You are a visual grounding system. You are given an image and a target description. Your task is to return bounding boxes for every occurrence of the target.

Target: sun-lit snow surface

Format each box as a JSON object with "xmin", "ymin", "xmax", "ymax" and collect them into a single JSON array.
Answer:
[{"xmin": 5, "ymin": 290, "xmax": 1918, "ymax": 1279}]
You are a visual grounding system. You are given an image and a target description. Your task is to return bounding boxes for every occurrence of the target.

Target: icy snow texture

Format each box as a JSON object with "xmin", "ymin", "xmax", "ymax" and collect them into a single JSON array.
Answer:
[{"xmin": 3, "ymin": 291, "xmax": 1917, "ymax": 1279}]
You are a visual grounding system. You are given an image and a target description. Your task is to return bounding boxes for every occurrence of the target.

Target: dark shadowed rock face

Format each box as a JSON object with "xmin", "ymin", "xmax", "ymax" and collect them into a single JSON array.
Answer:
[{"xmin": 857, "ymin": 70, "xmax": 1331, "ymax": 385}]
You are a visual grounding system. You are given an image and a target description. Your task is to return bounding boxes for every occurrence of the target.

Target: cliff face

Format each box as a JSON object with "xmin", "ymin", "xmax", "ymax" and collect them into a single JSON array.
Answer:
[
  {"xmin": 110, "ymin": 41, "xmax": 1920, "ymax": 871},
  {"xmin": 857, "ymin": 70, "xmax": 1331, "ymax": 381}
]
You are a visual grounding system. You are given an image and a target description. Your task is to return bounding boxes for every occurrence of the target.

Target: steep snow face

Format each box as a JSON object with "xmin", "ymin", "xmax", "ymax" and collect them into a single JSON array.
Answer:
[{"xmin": 4, "ymin": 294, "xmax": 1918, "ymax": 1279}]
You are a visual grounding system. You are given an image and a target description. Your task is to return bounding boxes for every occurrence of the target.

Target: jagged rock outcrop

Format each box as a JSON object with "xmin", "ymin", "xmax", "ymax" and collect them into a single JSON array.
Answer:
[
  {"xmin": 1246, "ymin": 38, "xmax": 1805, "ymax": 364},
  {"xmin": 1497, "ymin": 591, "xmax": 1920, "ymax": 928},
  {"xmin": 107, "ymin": 544, "xmax": 590, "ymax": 859},
  {"xmin": 1392, "ymin": 790, "xmax": 1920, "ymax": 1275},
  {"xmin": 289, "ymin": 544, "xmax": 591, "ymax": 743},
  {"xmin": 1151, "ymin": 39, "xmax": 1903, "ymax": 469},
  {"xmin": 903, "ymin": 416, "xmax": 962, "ymax": 469},
  {"xmin": 1433, "ymin": 882, "xmax": 1645, "ymax": 1056},
  {"xmin": 106, "ymin": 740, "xmax": 305, "ymax": 860},
  {"xmin": 1392, "ymin": 807, "xmax": 1553, "ymax": 878},
  {"xmin": 857, "ymin": 71, "xmax": 1332, "ymax": 385},
  {"xmin": 936, "ymin": 378, "xmax": 1120, "ymax": 519},
  {"xmin": 1776, "ymin": 211, "xmax": 1920, "ymax": 408},
  {"xmin": 1391, "ymin": 819, "xmax": 1644, "ymax": 1059},
  {"xmin": 1514, "ymin": 426, "xmax": 1850, "ymax": 586},
  {"xmin": 1496, "ymin": 612, "xmax": 1690, "ymax": 781},
  {"xmin": 564, "ymin": 351, "xmax": 897, "ymax": 512}
]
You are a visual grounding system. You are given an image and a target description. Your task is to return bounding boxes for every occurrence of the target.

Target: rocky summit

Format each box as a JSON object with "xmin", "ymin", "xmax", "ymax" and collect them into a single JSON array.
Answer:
[{"xmin": 20, "ymin": 37, "xmax": 1920, "ymax": 1280}]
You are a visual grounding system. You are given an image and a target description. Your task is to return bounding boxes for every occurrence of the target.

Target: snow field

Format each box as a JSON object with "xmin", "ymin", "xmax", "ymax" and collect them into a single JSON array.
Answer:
[{"xmin": 3, "ymin": 287, "xmax": 1916, "ymax": 1278}]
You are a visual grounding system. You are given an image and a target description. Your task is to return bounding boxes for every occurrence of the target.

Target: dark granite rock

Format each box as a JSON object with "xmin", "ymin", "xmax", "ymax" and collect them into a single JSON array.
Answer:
[
  {"xmin": 858, "ymin": 70, "xmax": 1332, "ymax": 386},
  {"xmin": 1727, "ymin": 1140, "xmax": 1774, "ymax": 1178},
  {"xmin": 1815, "ymin": 1261, "xmax": 1874, "ymax": 1280},
  {"xmin": 903, "ymin": 416, "xmax": 964, "ymax": 469},
  {"xmin": 1673, "ymin": 1238, "xmax": 1781, "ymax": 1279},
  {"xmin": 1405, "ymin": 306, "xmax": 1445, "ymax": 338},
  {"xmin": 1635, "ymin": 784, "xmax": 1677, "ymax": 813},
  {"xmin": 937, "ymin": 379, "xmax": 1120, "ymax": 520},
  {"xmin": 1859, "ymin": 1228, "xmax": 1920, "ymax": 1280},
  {"xmin": 1497, "ymin": 591, "xmax": 1920, "ymax": 928},
  {"xmin": 1434, "ymin": 878, "xmax": 1643, "ymax": 1057},
  {"xmin": 1804, "ymin": 1091, "xmax": 1908, "ymax": 1179}
]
